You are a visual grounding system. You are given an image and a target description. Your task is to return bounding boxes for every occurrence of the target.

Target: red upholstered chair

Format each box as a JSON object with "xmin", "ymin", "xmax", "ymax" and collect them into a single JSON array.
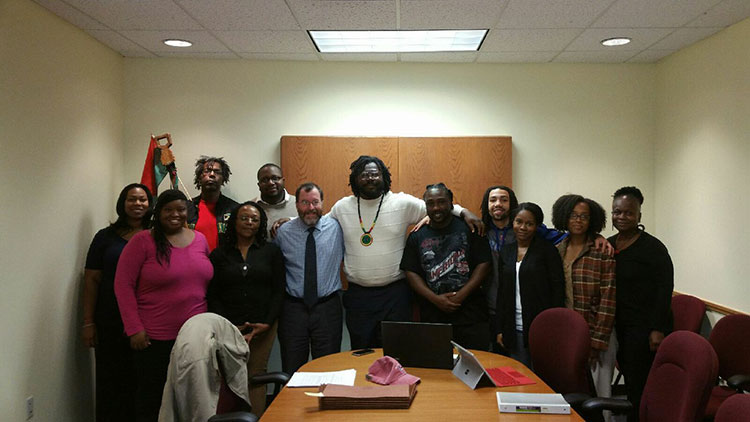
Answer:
[
  {"xmin": 583, "ymin": 331, "xmax": 719, "ymax": 422},
  {"xmin": 672, "ymin": 294, "xmax": 706, "ymax": 333},
  {"xmin": 529, "ymin": 308, "xmax": 592, "ymax": 395},
  {"xmin": 714, "ymin": 393, "xmax": 750, "ymax": 422},
  {"xmin": 705, "ymin": 314, "xmax": 750, "ymax": 419}
]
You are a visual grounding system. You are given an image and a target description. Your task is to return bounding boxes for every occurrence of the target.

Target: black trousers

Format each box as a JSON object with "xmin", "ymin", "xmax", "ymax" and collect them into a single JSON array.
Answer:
[
  {"xmin": 616, "ymin": 325, "xmax": 656, "ymax": 422},
  {"xmin": 343, "ymin": 280, "xmax": 412, "ymax": 349},
  {"xmin": 133, "ymin": 339, "xmax": 175, "ymax": 422},
  {"xmin": 278, "ymin": 293, "xmax": 343, "ymax": 374},
  {"xmin": 95, "ymin": 328, "xmax": 136, "ymax": 422},
  {"xmin": 453, "ymin": 322, "xmax": 490, "ymax": 351}
]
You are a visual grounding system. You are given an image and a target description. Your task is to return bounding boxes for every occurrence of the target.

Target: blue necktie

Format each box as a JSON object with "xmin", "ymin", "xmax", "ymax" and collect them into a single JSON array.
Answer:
[{"xmin": 304, "ymin": 227, "xmax": 317, "ymax": 308}]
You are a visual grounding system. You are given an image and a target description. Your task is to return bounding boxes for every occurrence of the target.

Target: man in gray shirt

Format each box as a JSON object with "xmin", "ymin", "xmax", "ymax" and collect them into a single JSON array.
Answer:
[
  {"xmin": 274, "ymin": 182, "xmax": 344, "ymax": 374},
  {"xmin": 253, "ymin": 163, "xmax": 297, "ymax": 238}
]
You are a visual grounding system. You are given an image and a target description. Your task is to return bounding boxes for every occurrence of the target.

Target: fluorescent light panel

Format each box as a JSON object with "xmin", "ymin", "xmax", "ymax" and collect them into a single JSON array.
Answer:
[{"xmin": 309, "ymin": 30, "xmax": 488, "ymax": 53}]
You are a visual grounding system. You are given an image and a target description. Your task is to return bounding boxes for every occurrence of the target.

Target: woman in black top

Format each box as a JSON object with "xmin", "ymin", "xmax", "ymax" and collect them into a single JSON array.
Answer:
[
  {"xmin": 608, "ymin": 186, "xmax": 673, "ymax": 422},
  {"xmin": 495, "ymin": 202, "xmax": 565, "ymax": 368},
  {"xmin": 208, "ymin": 201, "xmax": 284, "ymax": 416},
  {"xmin": 82, "ymin": 183, "xmax": 153, "ymax": 422}
]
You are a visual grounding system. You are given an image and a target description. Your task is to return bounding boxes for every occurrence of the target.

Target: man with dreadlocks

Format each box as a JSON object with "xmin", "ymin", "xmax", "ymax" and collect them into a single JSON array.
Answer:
[
  {"xmin": 328, "ymin": 155, "xmax": 483, "ymax": 349},
  {"xmin": 187, "ymin": 156, "xmax": 238, "ymax": 251}
]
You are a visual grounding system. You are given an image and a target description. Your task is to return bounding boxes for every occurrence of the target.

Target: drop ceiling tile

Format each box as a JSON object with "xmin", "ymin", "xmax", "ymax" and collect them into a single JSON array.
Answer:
[
  {"xmin": 592, "ymin": 0, "xmax": 723, "ymax": 28},
  {"xmin": 687, "ymin": 0, "xmax": 750, "ymax": 27},
  {"xmin": 496, "ymin": 0, "xmax": 615, "ymax": 29},
  {"xmin": 400, "ymin": 0, "xmax": 506, "ymax": 29},
  {"xmin": 33, "ymin": 0, "xmax": 108, "ymax": 29},
  {"xmin": 554, "ymin": 50, "xmax": 639, "ymax": 63},
  {"xmin": 121, "ymin": 50, "xmax": 158, "ymax": 58},
  {"xmin": 176, "ymin": 0, "xmax": 300, "ymax": 30},
  {"xmin": 215, "ymin": 31, "xmax": 313, "ymax": 53},
  {"xmin": 238, "ymin": 53, "xmax": 320, "ymax": 61},
  {"xmin": 650, "ymin": 27, "xmax": 722, "ymax": 50},
  {"xmin": 566, "ymin": 28, "xmax": 673, "ymax": 51},
  {"xmin": 399, "ymin": 52, "xmax": 478, "ymax": 62},
  {"xmin": 63, "ymin": 0, "xmax": 203, "ymax": 30},
  {"xmin": 86, "ymin": 29, "xmax": 154, "ymax": 55},
  {"xmin": 482, "ymin": 29, "xmax": 582, "ymax": 52},
  {"xmin": 626, "ymin": 49, "xmax": 676, "ymax": 63},
  {"xmin": 477, "ymin": 51, "xmax": 558, "ymax": 63},
  {"xmin": 321, "ymin": 53, "xmax": 397, "ymax": 62},
  {"xmin": 118, "ymin": 30, "xmax": 230, "ymax": 53},
  {"xmin": 286, "ymin": 0, "xmax": 396, "ymax": 30},
  {"xmin": 156, "ymin": 52, "xmax": 240, "ymax": 59}
]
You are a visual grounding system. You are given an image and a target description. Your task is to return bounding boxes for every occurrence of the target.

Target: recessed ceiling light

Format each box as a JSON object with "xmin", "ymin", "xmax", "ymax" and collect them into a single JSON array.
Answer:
[
  {"xmin": 163, "ymin": 39, "xmax": 192, "ymax": 48},
  {"xmin": 308, "ymin": 30, "xmax": 488, "ymax": 53},
  {"xmin": 601, "ymin": 37, "xmax": 631, "ymax": 47}
]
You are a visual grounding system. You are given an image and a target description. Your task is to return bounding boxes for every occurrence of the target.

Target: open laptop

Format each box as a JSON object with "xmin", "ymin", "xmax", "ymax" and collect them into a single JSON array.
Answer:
[{"xmin": 381, "ymin": 321, "xmax": 454, "ymax": 369}]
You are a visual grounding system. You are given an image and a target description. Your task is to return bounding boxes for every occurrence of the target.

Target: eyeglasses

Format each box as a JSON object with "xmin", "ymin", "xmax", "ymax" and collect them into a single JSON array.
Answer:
[
  {"xmin": 201, "ymin": 167, "xmax": 221, "ymax": 175},
  {"xmin": 259, "ymin": 176, "xmax": 283, "ymax": 184},
  {"xmin": 569, "ymin": 213, "xmax": 590, "ymax": 221},
  {"xmin": 358, "ymin": 171, "xmax": 381, "ymax": 180},
  {"xmin": 300, "ymin": 200, "xmax": 321, "ymax": 207}
]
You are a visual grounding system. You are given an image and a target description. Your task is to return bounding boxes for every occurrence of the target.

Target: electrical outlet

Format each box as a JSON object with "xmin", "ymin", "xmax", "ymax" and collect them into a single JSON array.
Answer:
[{"xmin": 26, "ymin": 396, "xmax": 33, "ymax": 420}]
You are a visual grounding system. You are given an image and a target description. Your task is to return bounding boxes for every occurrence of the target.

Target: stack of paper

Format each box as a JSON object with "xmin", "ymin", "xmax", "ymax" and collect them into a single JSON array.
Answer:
[
  {"xmin": 312, "ymin": 384, "xmax": 417, "ymax": 410},
  {"xmin": 287, "ymin": 369, "xmax": 357, "ymax": 387}
]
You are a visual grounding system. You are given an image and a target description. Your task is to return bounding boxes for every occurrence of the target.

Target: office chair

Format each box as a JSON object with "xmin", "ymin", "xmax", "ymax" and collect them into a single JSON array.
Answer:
[
  {"xmin": 215, "ymin": 372, "xmax": 290, "ymax": 415},
  {"xmin": 714, "ymin": 393, "xmax": 750, "ymax": 422},
  {"xmin": 705, "ymin": 314, "xmax": 750, "ymax": 419},
  {"xmin": 529, "ymin": 308, "xmax": 591, "ymax": 394},
  {"xmin": 160, "ymin": 313, "xmax": 290, "ymax": 422},
  {"xmin": 529, "ymin": 308, "xmax": 627, "ymax": 421},
  {"xmin": 582, "ymin": 331, "xmax": 719, "ymax": 422},
  {"xmin": 672, "ymin": 294, "xmax": 706, "ymax": 333}
]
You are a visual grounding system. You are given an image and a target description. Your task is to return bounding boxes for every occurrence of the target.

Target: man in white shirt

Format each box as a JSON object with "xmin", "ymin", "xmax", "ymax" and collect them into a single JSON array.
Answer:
[{"xmin": 328, "ymin": 155, "xmax": 483, "ymax": 349}]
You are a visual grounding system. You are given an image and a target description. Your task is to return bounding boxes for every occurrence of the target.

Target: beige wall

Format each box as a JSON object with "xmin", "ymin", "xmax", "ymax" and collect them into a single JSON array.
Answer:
[
  {"xmin": 655, "ymin": 18, "xmax": 750, "ymax": 313},
  {"xmin": 0, "ymin": 0, "xmax": 123, "ymax": 419},
  {"xmin": 2, "ymin": 0, "xmax": 748, "ymax": 418},
  {"xmin": 122, "ymin": 60, "xmax": 656, "ymax": 231}
]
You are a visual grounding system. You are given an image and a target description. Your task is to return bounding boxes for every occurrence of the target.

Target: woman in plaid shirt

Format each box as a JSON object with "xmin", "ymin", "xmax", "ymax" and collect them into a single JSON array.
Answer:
[{"xmin": 552, "ymin": 194, "xmax": 616, "ymax": 399}]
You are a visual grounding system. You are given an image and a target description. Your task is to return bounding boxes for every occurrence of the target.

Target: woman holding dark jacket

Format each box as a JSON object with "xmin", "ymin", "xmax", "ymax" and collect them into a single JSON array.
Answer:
[
  {"xmin": 207, "ymin": 201, "xmax": 284, "ymax": 416},
  {"xmin": 495, "ymin": 202, "xmax": 565, "ymax": 368}
]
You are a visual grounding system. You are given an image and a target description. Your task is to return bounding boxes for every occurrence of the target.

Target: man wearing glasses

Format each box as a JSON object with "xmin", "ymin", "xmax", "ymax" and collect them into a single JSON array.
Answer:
[
  {"xmin": 275, "ymin": 182, "xmax": 345, "ymax": 374},
  {"xmin": 253, "ymin": 163, "xmax": 297, "ymax": 238},
  {"xmin": 188, "ymin": 156, "xmax": 238, "ymax": 250}
]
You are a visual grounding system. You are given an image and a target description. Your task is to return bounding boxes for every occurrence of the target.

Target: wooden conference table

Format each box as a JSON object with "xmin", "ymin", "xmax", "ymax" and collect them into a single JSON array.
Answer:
[{"xmin": 261, "ymin": 349, "xmax": 584, "ymax": 421}]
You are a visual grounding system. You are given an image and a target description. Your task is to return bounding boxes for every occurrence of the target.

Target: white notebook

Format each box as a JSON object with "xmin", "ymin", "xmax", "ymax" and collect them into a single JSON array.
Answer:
[{"xmin": 496, "ymin": 392, "xmax": 571, "ymax": 414}]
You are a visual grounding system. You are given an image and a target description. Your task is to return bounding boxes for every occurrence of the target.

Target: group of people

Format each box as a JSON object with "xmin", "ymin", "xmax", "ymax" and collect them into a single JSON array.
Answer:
[{"xmin": 82, "ymin": 154, "xmax": 673, "ymax": 422}]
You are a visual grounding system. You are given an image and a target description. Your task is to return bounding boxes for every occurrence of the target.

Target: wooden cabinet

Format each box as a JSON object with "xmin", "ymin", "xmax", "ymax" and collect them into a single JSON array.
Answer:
[{"xmin": 280, "ymin": 136, "xmax": 512, "ymax": 216}]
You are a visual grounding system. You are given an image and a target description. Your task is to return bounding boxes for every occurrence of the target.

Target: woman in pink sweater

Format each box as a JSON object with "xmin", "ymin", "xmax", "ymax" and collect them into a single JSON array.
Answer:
[{"xmin": 115, "ymin": 189, "xmax": 213, "ymax": 422}]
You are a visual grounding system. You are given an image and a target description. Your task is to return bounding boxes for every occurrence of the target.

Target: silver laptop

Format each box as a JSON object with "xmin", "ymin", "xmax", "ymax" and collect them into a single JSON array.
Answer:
[{"xmin": 381, "ymin": 321, "xmax": 454, "ymax": 369}]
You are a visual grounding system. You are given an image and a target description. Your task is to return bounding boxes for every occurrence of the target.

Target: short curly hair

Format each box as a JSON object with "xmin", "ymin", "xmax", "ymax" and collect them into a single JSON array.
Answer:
[
  {"xmin": 193, "ymin": 156, "xmax": 231, "ymax": 189},
  {"xmin": 551, "ymin": 194, "xmax": 607, "ymax": 237},
  {"xmin": 613, "ymin": 186, "xmax": 643, "ymax": 204},
  {"xmin": 348, "ymin": 155, "xmax": 392, "ymax": 197}
]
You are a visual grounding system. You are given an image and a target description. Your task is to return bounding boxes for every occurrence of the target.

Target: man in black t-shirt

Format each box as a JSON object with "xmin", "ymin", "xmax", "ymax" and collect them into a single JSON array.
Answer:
[{"xmin": 401, "ymin": 183, "xmax": 492, "ymax": 350}]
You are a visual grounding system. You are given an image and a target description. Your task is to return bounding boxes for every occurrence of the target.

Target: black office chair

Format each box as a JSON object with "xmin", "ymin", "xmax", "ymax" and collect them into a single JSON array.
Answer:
[{"xmin": 210, "ymin": 372, "xmax": 290, "ymax": 422}]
